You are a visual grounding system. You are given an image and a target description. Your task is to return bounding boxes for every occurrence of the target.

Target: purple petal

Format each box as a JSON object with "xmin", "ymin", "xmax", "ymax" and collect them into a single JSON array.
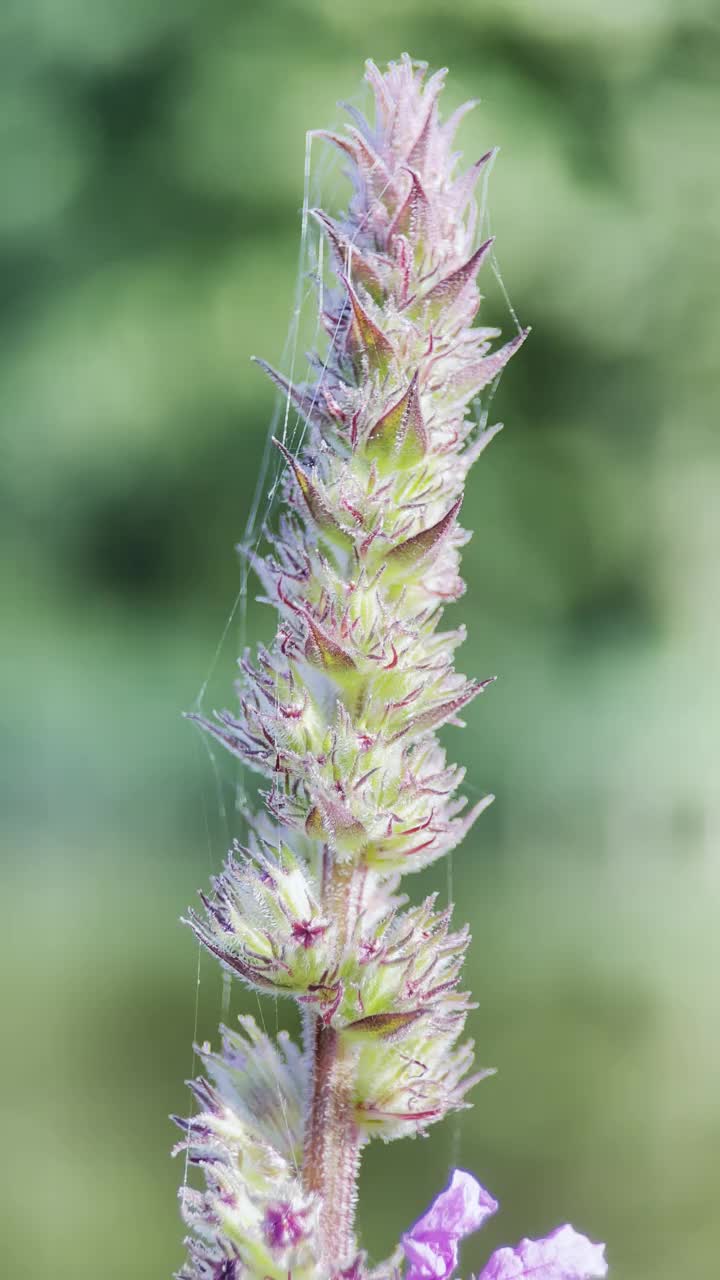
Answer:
[
  {"xmin": 402, "ymin": 1170, "xmax": 499, "ymax": 1280},
  {"xmin": 479, "ymin": 1225, "xmax": 608, "ymax": 1280},
  {"xmin": 414, "ymin": 1170, "xmax": 499, "ymax": 1237},
  {"xmin": 403, "ymin": 1233, "xmax": 457, "ymax": 1280}
]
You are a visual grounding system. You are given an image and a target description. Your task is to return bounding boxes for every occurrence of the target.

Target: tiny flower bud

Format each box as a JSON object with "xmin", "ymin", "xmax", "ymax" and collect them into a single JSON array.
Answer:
[{"xmin": 184, "ymin": 846, "xmax": 332, "ymax": 996}]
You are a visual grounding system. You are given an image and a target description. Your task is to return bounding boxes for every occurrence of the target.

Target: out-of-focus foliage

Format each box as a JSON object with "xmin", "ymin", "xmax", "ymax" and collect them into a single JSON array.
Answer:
[{"xmin": 1, "ymin": 4, "xmax": 718, "ymax": 1279}]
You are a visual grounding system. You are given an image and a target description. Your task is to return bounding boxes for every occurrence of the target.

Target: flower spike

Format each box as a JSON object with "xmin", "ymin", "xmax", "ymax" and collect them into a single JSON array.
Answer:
[{"xmin": 173, "ymin": 52, "xmax": 605, "ymax": 1280}]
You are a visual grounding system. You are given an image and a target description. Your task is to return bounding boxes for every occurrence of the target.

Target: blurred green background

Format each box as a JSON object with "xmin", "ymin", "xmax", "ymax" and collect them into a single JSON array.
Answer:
[{"xmin": 2, "ymin": 2, "xmax": 719, "ymax": 1277}]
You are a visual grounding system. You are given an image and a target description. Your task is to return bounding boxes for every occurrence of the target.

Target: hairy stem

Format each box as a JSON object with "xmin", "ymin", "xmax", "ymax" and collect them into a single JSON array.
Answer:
[
  {"xmin": 303, "ymin": 855, "xmax": 364, "ymax": 1266},
  {"xmin": 304, "ymin": 1021, "xmax": 360, "ymax": 1264}
]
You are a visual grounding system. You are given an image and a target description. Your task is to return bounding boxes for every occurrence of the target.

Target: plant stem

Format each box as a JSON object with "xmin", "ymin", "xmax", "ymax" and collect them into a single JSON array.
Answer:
[
  {"xmin": 303, "ymin": 855, "xmax": 363, "ymax": 1267},
  {"xmin": 304, "ymin": 1020, "xmax": 360, "ymax": 1265}
]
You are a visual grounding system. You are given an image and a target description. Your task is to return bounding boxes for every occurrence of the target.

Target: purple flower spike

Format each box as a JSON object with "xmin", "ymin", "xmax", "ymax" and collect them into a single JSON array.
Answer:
[
  {"xmin": 480, "ymin": 1225, "xmax": 608, "ymax": 1280},
  {"xmin": 402, "ymin": 1170, "xmax": 499, "ymax": 1280}
]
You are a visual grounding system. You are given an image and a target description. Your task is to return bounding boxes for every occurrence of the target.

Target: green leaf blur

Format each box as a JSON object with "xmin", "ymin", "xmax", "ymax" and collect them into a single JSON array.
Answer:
[{"xmin": 1, "ymin": 4, "xmax": 718, "ymax": 1279}]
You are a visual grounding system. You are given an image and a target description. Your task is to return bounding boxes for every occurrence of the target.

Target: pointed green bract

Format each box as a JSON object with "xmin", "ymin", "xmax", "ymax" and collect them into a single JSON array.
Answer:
[{"xmin": 364, "ymin": 372, "xmax": 428, "ymax": 469}]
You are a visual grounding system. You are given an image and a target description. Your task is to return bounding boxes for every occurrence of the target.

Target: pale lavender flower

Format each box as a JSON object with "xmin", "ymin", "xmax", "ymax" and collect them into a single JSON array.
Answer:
[
  {"xmin": 402, "ymin": 1172, "xmax": 607, "ymax": 1280},
  {"xmin": 402, "ymin": 1170, "xmax": 498, "ymax": 1280},
  {"xmin": 480, "ymin": 1226, "xmax": 608, "ymax": 1280}
]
